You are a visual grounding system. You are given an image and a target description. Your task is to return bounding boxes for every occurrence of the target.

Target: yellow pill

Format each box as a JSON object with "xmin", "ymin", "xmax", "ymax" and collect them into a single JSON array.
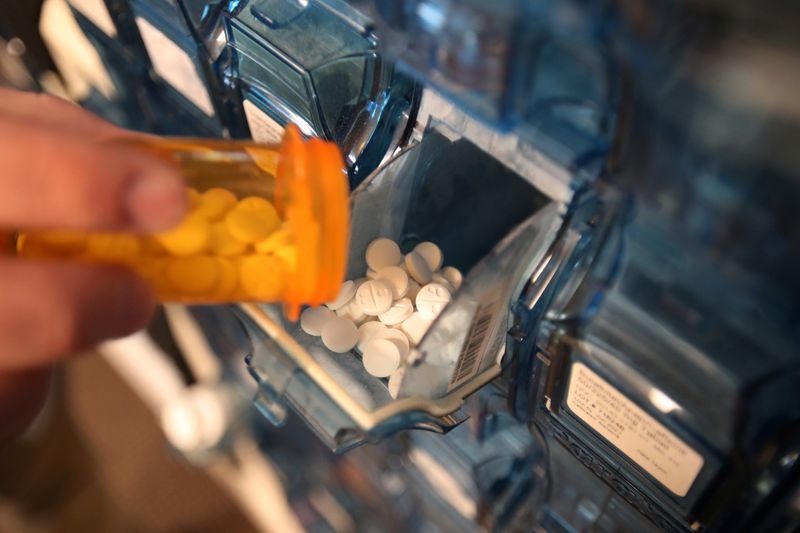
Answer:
[
  {"xmin": 236, "ymin": 196, "xmax": 275, "ymax": 213},
  {"xmin": 239, "ymin": 254, "xmax": 286, "ymax": 300},
  {"xmin": 187, "ymin": 187, "xmax": 201, "ymax": 209},
  {"xmin": 156, "ymin": 214, "xmax": 211, "ymax": 256},
  {"xmin": 255, "ymin": 224, "xmax": 294, "ymax": 254},
  {"xmin": 225, "ymin": 209, "xmax": 280, "ymax": 244},
  {"xmin": 213, "ymin": 257, "xmax": 238, "ymax": 298},
  {"xmin": 87, "ymin": 234, "xmax": 141, "ymax": 263},
  {"xmin": 166, "ymin": 256, "xmax": 220, "ymax": 295},
  {"xmin": 273, "ymin": 245, "xmax": 297, "ymax": 271},
  {"xmin": 38, "ymin": 230, "xmax": 87, "ymax": 254},
  {"xmin": 194, "ymin": 188, "xmax": 237, "ymax": 220},
  {"xmin": 210, "ymin": 221, "xmax": 248, "ymax": 256}
]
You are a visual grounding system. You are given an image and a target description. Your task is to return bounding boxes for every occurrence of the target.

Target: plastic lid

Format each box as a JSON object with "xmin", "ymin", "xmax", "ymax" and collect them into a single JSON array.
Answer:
[{"xmin": 277, "ymin": 125, "xmax": 350, "ymax": 320}]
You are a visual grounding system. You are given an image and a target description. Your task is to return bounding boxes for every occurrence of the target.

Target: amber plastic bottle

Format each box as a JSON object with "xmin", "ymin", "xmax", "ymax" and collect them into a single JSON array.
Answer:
[{"xmin": 14, "ymin": 126, "xmax": 350, "ymax": 320}]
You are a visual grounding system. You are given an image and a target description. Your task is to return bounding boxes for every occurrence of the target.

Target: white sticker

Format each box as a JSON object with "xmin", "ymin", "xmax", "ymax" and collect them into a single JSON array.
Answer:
[
  {"xmin": 69, "ymin": 0, "xmax": 117, "ymax": 37},
  {"xmin": 566, "ymin": 363, "xmax": 704, "ymax": 497},
  {"xmin": 244, "ymin": 100, "xmax": 285, "ymax": 143},
  {"xmin": 447, "ymin": 295, "xmax": 501, "ymax": 392},
  {"xmin": 135, "ymin": 17, "xmax": 214, "ymax": 116}
]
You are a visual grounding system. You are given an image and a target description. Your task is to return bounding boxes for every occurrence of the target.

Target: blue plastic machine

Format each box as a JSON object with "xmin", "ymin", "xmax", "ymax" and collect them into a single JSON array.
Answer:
[{"xmin": 62, "ymin": 0, "xmax": 800, "ymax": 531}]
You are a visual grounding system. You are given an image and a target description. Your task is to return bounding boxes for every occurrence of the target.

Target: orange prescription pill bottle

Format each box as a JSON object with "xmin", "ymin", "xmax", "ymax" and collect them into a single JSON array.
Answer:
[{"xmin": 13, "ymin": 126, "xmax": 350, "ymax": 320}]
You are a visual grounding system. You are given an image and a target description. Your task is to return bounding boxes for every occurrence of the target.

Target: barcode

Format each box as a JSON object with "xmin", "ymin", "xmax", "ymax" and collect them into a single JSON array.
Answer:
[{"xmin": 449, "ymin": 301, "xmax": 496, "ymax": 389}]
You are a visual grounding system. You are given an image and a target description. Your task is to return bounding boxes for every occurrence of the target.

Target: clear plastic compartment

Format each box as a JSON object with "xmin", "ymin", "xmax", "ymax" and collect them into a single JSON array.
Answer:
[
  {"xmin": 222, "ymin": 0, "xmax": 420, "ymax": 184},
  {"xmin": 240, "ymin": 130, "xmax": 563, "ymax": 451}
]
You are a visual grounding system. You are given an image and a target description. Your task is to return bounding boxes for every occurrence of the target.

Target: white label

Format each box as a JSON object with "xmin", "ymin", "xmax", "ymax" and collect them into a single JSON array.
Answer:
[
  {"xmin": 135, "ymin": 17, "xmax": 214, "ymax": 116},
  {"xmin": 244, "ymin": 100, "xmax": 285, "ymax": 143},
  {"xmin": 69, "ymin": 0, "xmax": 117, "ymax": 37},
  {"xmin": 447, "ymin": 295, "xmax": 501, "ymax": 391},
  {"xmin": 566, "ymin": 363, "xmax": 704, "ymax": 497}
]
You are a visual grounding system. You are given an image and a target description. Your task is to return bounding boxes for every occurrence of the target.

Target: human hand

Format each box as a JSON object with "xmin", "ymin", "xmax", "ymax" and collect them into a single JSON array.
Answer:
[{"xmin": 0, "ymin": 89, "xmax": 187, "ymax": 443}]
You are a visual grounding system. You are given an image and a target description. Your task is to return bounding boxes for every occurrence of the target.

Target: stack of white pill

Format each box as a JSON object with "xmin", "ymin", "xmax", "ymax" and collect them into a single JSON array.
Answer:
[{"xmin": 300, "ymin": 238, "xmax": 463, "ymax": 387}]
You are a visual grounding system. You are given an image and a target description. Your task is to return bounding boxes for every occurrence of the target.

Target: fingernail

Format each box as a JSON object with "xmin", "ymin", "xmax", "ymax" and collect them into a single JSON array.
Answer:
[{"xmin": 125, "ymin": 170, "xmax": 187, "ymax": 231}]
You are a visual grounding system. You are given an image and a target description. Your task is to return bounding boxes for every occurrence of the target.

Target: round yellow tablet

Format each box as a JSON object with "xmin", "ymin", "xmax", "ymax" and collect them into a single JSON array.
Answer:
[
  {"xmin": 239, "ymin": 254, "xmax": 286, "ymax": 300},
  {"xmin": 225, "ymin": 208, "xmax": 280, "ymax": 244},
  {"xmin": 195, "ymin": 188, "xmax": 237, "ymax": 221},
  {"xmin": 186, "ymin": 187, "xmax": 201, "ymax": 209},
  {"xmin": 213, "ymin": 257, "xmax": 238, "ymax": 298},
  {"xmin": 166, "ymin": 256, "xmax": 220, "ymax": 296},
  {"xmin": 273, "ymin": 245, "xmax": 297, "ymax": 271},
  {"xmin": 236, "ymin": 196, "xmax": 275, "ymax": 213},
  {"xmin": 87, "ymin": 234, "xmax": 141, "ymax": 264},
  {"xmin": 156, "ymin": 214, "xmax": 211, "ymax": 256},
  {"xmin": 38, "ymin": 230, "xmax": 86, "ymax": 254},
  {"xmin": 210, "ymin": 221, "xmax": 247, "ymax": 256},
  {"xmin": 254, "ymin": 224, "xmax": 293, "ymax": 254}
]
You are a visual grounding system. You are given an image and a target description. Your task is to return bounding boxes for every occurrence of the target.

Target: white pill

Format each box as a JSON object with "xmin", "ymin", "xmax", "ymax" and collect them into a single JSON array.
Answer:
[
  {"xmin": 414, "ymin": 241, "xmax": 443, "ymax": 272},
  {"xmin": 336, "ymin": 298, "xmax": 367, "ymax": 324},
  {"xmin": 355, "ymin": 279, "xmax": 394, "ymax": 315},
  {"xmin": 416, "ymin": 283, "xmax": 452, "ymax": 320},
  {"xmin": 441, "ymin": 266, "xmax": 463, "ymax": 290},
  {"xmin": 431, "ymin": 273, "xmax": 455, "ymax": 293},
  {"xmin": 321, "ymin": 317, "xmax": 358, "ymax": 353},
  {"xmin": 387, "ymin": 369, "xmax": 404, "ymax": 399},
  {"xmin": 366, "ymin": 238, "xmax": 401, "ymax": 271},
  {"xmin": 300, "ymin": 306, "xmax": 336, "ymax": 336},
  {"xmin": 378, "ymin": 298, "xmax": 414, "ymax": 326},
  {"xmin": 375, "ymin": 265, "xmax": 408, "ymax": 299},
  {"xmin": 357, "ymin": 321, "xmax": 386, "ymax": 352},
  {"xmin": 404, "ymin": 251, "xmax": 433, "ymax": 284},
  {"xmin": 399, "ymin": 312, "xmax": 434, "ymax": 345},
  {"xmin": 376, "ymin": 327, "xmax": 410, "ymax": 358},
  {"xmin": 326, "ymin": 280, "xmax": 356, "ymax": 311},
  {"xmin": 405, "ymin": 280, "xmax": 422, "ymax": 302},
  {"xmin": 362, "ymin": 339, "xmax": 401, "ymax": 378}
]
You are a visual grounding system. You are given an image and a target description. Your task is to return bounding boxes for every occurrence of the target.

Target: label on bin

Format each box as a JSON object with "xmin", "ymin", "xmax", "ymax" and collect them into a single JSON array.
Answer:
[
  {"xmin": 447, "ymin": 295, "xmax": 502, "ymax": 391},
  {"xmin": 70, "ymin": 0, "xmax": 117, "ymax": 37},
  {"xmin": 135, "ymin": 17, "xmax": 214, "ymax": 116},
  {"xmin": 566, "ymin": 363, "xmax": 704, "ymax": 497},
  {"xmin": 244, "ymin": 100, "xmax": 285, "ymax": 144}
]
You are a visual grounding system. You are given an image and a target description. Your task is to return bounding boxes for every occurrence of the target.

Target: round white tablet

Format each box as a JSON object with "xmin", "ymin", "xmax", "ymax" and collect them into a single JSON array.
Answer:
[
  {"xmin": 357, "ymin": 321, "xmax": 386, "ymax": 352},
  {"xmin": 300, "ymin": 306, "xmax": 336, "ymax": 336},
  {"xmin": 362, "ymin": 338, "xmax": 401, "ymax": 378},
  {"xmin": 440, "ymin": 266, "xmax": 463, "ymax": 290},
  {"xmin": 387, "ymin": 369, "xmax": 405, "ymax": 399},
  {"xmin": 399, "ymin": 312, "xmax": 434, "ymax": 345},
  {"xmin": 321, "ymin": 317, "xmax": 358, "ymax": 353},
  {"xmin": 325, "ymin": 280, "xmax": 356, "ymax": 310},
  {"xmin": 375, "ymin": 266, "xmax": 408, "ymax": 299},
  {"xmin": 431, "ymin": 273, "xmax": 455, "ymax": 293},
  {"xmin": 414, "ymin": 241, "xmax": 443, "ymax": 271},
  {"xmin": 336, "ymin": 298, "xmax": 367, "ymax": 324},
  {"xmin": 365, "ymin": 238, "xmax": 401, "ymax": 271},
  {"xmin": 355, "ymin": 279, "xmax": 394, "ymax": 315},
  {"xmin": 376, "ymin": 327, "xmax": 410, "ymax": 358},
  {"xmin": 405, "ymin": 280, "xmax": 422, "ymax": 302},
  {"xmin": 404, "ymin": 251, "xmax": 433, "ymax": 284},
  {"xmin": 416, "ymin": 283, "xmax": 452, "ymax": 320},
  {"xmin": 378, "ymin": 298, "xmax": 414, "ymax": 326}
]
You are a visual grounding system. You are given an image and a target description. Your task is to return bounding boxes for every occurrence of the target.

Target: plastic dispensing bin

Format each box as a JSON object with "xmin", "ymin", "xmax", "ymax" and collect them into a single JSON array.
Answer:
[
  {"xmin": 126, "ymin": 0, "xmax": 229, "ymax": 135},
  {"xmin": 240, "ymin": 130, "xmax": 563, "ymax": 451},
  {"xmin": 14, "ymin": 127, "xmax": 349, "ymax": 320},
  {"xmin": 221, "ymin": 0, "xmax": 420, "ymax": 185}
]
